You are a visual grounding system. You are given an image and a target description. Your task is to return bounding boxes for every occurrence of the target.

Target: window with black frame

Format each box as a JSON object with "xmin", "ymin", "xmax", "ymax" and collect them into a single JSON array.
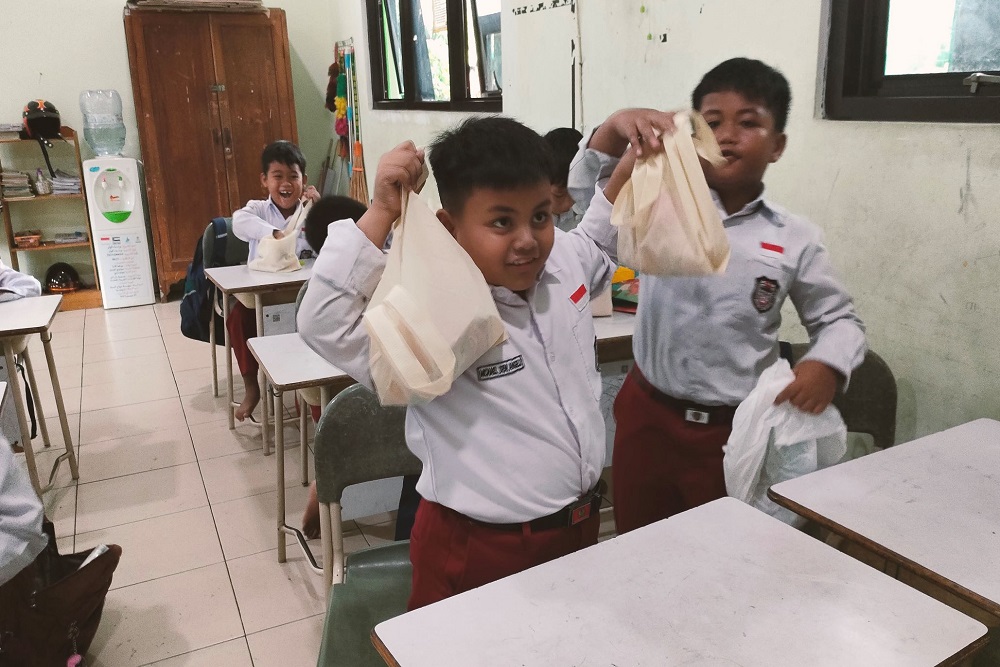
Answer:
[
  {"xmin": 367, "ymin": 0, "xmax": 502, "ymax": 111},
  {"xmin": 826, "ymin": 0, "xmax": 1000, "ymax": 122}
]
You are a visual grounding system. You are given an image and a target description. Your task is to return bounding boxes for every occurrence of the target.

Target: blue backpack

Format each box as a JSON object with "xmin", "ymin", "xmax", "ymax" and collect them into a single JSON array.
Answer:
[{"xmin": 180, "ymin": 217, "xmax": 230, "ymax": 344}]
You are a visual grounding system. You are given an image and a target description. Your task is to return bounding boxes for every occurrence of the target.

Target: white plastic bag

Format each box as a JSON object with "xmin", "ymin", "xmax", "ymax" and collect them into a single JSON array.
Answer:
[
  {"xmin": 363, "ymin": 189, "xmax": 508, "ymax": 405},
  {"xmin": 248, "ymin": 201, "xmax": 312, "ymax": 273},
  {"xmin": 611, "ymin": 110, "xmax": 730, "ymax": 276},
  {"xmin": 723, "ymin": 359, "xmax": 847, "ymax": 527}
]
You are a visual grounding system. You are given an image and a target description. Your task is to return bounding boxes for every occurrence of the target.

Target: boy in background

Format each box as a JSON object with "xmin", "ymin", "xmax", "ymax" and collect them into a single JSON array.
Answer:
[
  {"xmin": 570, "ymin": 58, "xmax": 867, "ymax": 534},
  {"xmin": 229, "ymin": 141, "xmax": 320, "ymax": 421},
  {"xmin": 544, "ymin": 127, "xmax": 585, "ymax": 231},
  {"xmin": 299, "ymin": 115, "xmax": 671, "ymax": 608}
]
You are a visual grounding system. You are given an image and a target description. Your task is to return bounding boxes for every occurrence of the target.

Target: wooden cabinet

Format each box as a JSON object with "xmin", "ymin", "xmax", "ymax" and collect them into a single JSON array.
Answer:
[{"xmin": 124, "ymin": 8, "xmax": 297, "ymax": 298}]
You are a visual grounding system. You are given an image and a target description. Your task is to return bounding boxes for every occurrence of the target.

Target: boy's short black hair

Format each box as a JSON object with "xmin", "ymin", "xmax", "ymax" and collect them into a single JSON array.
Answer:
[
  {"xmin": 692, "ymin": 58, "xmax": 791, "ymax": 133},
  {"xmin": 304, "ymin": 196, "xmax": 368, "ymax": 253},
  {"xmin": 543, "ymin": 127, "xmax": 584, "ymax": 188},
  {"xmin": 261, "ymin": 140, "xmax": 307, "ymax": 175},
  {"xmin": 429, "ymin": 116, "xmax": 554, "ymax": 214}
]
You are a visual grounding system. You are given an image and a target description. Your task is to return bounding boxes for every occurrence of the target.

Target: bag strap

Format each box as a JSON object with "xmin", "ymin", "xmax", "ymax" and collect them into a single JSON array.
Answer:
[
  {"xmin": 209, "ymin": 217, "xmax": 228, "ymax": 269},
  {"xmin": 15, "ymin": 357, "xmax": 37, "ymax": 440},
  {"xmin": 364, "ymin": 285, "xmax": 456, "ymax": 403}
]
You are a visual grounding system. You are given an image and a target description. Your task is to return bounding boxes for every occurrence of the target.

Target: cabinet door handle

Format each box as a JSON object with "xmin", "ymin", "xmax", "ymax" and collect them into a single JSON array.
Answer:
[{"xmin": 222, "ymin": 128, "xmax": 232, "ymax": 156}]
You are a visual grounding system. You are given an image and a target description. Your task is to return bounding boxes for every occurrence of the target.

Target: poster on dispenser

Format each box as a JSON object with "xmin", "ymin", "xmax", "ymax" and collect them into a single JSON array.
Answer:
[{"xmin": 95, "ymin": 233, "xmax": 156, "ymax": 308}]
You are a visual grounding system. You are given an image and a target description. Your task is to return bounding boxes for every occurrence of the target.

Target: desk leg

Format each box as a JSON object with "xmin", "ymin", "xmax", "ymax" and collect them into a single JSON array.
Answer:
[
  {"xmin": 299, "ymin": 393, "xmax": 308, "ymax": 486},
  {"xmin": 210, "ymin": 285, "xmax": 219, "ymax": 397},
  {"xmin": 223, "ymin": 291, "xmax": 235, "ymax": 430},
  {"xmin": 4, "ymin": 341, "xmax": 40, "ymax": 495},
  {"xmin": 41, "ymin": 332, "xmax": 78, "ymax": 481},
  {"xmin": 256, "ymin": 294, "xmax": 270, "ymax": 455},
  {"xmin": 275, "ymin": 387, "xmax": 286, "ymax": 563}
]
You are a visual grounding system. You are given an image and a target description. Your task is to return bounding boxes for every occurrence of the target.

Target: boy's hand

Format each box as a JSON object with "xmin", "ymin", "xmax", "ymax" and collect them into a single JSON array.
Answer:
[
  {"xmin": 604, "ymin": 147, "xmax": 638, "ymax": 203},
  {"xmin": 774, "ymin": 360, "xmax": 840, "ymax": 414},
  {"xmin": 590, "ymin": 108, "xmax": 677, "ymax": 158},
  {"xmin": 303, "ymin": 185, "xmax": 321, "ymax": 203},
  {"xmin": 369, "ymin": 141, "xmax": 426, "ymax": 222}
]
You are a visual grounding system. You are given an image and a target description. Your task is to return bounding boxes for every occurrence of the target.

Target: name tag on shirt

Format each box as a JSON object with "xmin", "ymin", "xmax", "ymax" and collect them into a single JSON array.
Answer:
[
  {"xmin": 569, "ymin": 284, "xmax": 589, "ymax": 312},
  {"xmin": 477, "ymin": 355, "xmax": 525, "ymax": 381}
]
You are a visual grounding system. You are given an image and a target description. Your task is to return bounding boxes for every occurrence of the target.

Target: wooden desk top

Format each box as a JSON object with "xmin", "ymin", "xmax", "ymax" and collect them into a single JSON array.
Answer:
[
  {"xmin": 0, "ymin": 295, "xmax": 62, "ymax": 337},
  {"xmin": 770, "ymin": 418, "xmax": 1000, "ymax": 615},
  {"xmin": 373, "ymin": 498, "xmax": 987, "ymax": 667}
]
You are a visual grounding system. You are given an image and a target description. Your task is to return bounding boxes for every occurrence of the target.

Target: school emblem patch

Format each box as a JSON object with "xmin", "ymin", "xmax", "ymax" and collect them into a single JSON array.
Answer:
[{"xmin": 751, "ymin": 276, "xmax": 780, "ymax": 313}]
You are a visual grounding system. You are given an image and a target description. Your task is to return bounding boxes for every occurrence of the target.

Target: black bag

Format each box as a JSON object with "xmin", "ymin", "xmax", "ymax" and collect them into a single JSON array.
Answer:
[
  {"xmin": 180, "ymin": 217, "xmax": 229, "ymax": 345},
  {"xmin": 0, "ymin": 521, "xmax": 122, "ymax": 666}
]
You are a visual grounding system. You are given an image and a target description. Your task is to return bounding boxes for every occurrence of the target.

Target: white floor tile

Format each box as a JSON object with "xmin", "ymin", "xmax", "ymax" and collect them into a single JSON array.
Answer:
[
  {"xmin": 33, "ymin": 329, "xmax": 85, "ymax": 350},
  {"xmin": 227, "ymin": 548, "xmax": 328, "ymax": 635},
  {"xmin": 77, "ymin": 429, "xmax": 196, "ymax": 481},
  {"xmin": 37, "ymin": 412, "xmax": 80, "ymax": 450},
  {"xmin": 76, "ymin": 462, "xmax": 208, "ymax": 534},
  {"xmin": 188, "ymin": 418, "xmax": 264, "ymax": 460},
  {"xmin": 212, "ymin": 483, "xmax": 339, "ymax": 560},
  {"xmin": 80, "ymin": 374, "xmax": 179, "ymax": 412},
  {"xmin": 85, "ymin": 319, "xmax": 163, "ymax": 345},
  {"xmin": 167, "ymin": 347, "xmax": 228, "ymax": 373},
  {"xmin": 75, "ymin": 506, "xmax": 223, "ymax": 590},
  {"xmin": 143, "ymin": 638, "xmax": 253, "ymax": 666},
  {"xmin": 33, "ymin": 381, "xmax": 82, "ymax": 416},
  {"xmin": 180, "ymin": 391, "xmax": 241, "ymax": 426},
  {"xmin": 83, "ymin": 353, "xmax": 173, "ymax": 387},
  {"xmin": 88, "ymin": 563, "xmax": 243, "ymax": 666},
  {"xmin": 199, "ymin": 442, "xmax": 311, "ymax": 505},
  {"xmin": 43, "ymin": 483, "xmax": 76, "ymax": 538},
  {"xmin": 85, "ymin": 305, "xmax": 157, "ymax": 330},
  {"xmin": 50, "ymin": 310, "xmax": 86, "ymax": 333},
  {"xmin": 28, "ymin": 445, "xmax": 79, "ymax": 490},
  {"xmin": 358, "ymin": 519, "xmax": 396, "ymax": 548},
  {"xmin": 25, "ymin": 341, "xmax": 83, "ymax": 373},
  {"xmin": 152, "ymin": 301, "xmax": 182, "ymax": 321},
  {"xmin": 246, "ymin": 614, "xmax": 325, "ymax": 667},
  {"xmin": 172, "ymin": 366, "xmax": 218, "ymax": 397},
  {"xmin": 83, "ymin": 335, "xmax": 166, "ymax": 364},
  {"xmin": 163, "ymin": 332, "xmax": 217, "ymax": 360},
  {"xmin": 80, "ymin": 397, "xmax": 186, "ymax": 445}
]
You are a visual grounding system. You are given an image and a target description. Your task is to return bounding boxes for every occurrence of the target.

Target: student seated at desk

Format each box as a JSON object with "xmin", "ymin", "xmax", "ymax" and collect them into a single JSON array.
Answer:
[
  {"xmin": 568, "ymin": 58, "xmax": 867, "ymax": 534},
  {"xmin": 299, "ymin": 116, "xmax": 661, "ymax": 609},
  {"xmin": 229, "ymin": 141, "xmax": 321, "ymax": 421}
]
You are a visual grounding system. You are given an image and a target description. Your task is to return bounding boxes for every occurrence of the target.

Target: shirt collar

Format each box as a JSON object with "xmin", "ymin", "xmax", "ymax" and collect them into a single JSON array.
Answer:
[
  {"xmin": 489, "ymin": 263, "xmax": 562, "ymax": 307},
  {"xmin": 266, "ymin": 196, "xmax": 300, "ymax": 218},
  {"xmin": 710, "ymin": 187, "xmax": 775, "ymax": 222}
]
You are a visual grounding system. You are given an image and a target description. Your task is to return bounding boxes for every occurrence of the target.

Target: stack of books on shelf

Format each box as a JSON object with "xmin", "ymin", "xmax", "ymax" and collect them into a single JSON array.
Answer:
[
  {"xmin": 1, "ymin": 170, "xmax": 33, "ymax": 199},
  {"xmin": 50, "ymin": 169, "xmax": 81, "ymax": 195},
  {"xmin": 0, "ymin": 122, "xmax": 21, "ymax": 141}
]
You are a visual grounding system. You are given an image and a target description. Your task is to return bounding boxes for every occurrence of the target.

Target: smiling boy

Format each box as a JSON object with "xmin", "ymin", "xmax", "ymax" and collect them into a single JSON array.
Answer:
[
  {"xmin": 570, "ymin": 58, "xmax": 867, "ymax": 534},
  {"xmin": 298, "ymin": 116, "xmax": 673, "ymax": 609}
]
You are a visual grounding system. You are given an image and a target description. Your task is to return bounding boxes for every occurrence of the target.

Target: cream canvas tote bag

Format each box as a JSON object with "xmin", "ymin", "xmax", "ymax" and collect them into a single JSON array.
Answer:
[
  {"xmin": 363, "ymin": 189, "xmax": 507, "ymax": 405},
  {"xmin": 611, "ymin": 110, "xmax": 730, "ymax": 276}
]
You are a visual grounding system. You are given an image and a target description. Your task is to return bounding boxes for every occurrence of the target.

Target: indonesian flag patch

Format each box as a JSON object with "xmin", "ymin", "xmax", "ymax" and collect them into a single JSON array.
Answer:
[
  {"xmin": 569, "ymin": 284, "xmax": 588, "ymax": 311},
  {"xmin": 760, "ymin": 242, "xmax": 785, "ymax": 256}
]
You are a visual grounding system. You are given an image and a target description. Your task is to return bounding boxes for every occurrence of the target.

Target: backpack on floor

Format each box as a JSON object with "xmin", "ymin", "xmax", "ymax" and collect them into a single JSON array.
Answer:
[{"xmin": 180, "ymin": 217, "xmax": 229, "ymax": 345}]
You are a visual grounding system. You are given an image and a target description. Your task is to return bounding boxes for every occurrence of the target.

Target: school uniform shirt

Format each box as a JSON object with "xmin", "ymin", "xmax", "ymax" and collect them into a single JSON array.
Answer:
[
  {"xmin": 568, "ymin": 136, "xmax": 867, "ymax": 406},
  {"xmin": 298, "ymin": 203, "xmax": 618, "ymax": 524},
  {"xmin": 0, "ymin": 260, "xmax": 41, "ymax": 303},
  {"xmin": 232, "ymin": 197, "xmax": 314, "ymax": 261},
  {"xmin": 0, "ymin": 432, "xmax": 47, "ymax": 587}
]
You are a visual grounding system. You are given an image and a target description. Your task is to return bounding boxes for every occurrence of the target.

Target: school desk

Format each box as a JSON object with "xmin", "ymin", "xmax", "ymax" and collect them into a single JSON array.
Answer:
[
  {"xmin": 371, "ymin": 497, "xmax": 987, "ymax": 667},
  {"xmin": 0, "ymin": 294, "xmax": 79, "ymax": 495},
  {"xmin": 247, "ymin": 332, "xmax": 352, "ymax": 569},
  {"xmin": 770, "ymin": 418, "xmax": 1000, "ymax": 619},
  {"xmin": 204, "ymin": 262, "xmax": 312, "ymax": 444}
]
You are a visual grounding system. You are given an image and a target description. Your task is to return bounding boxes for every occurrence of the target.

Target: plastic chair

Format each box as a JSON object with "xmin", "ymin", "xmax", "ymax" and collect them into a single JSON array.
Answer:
[
  {"xmin": 314, "ymin": 385, "xmax": 422, "ymax": 667},
  {"xmin": 203, "ymin": 217, "xmax": 249, "ymax": 396},
  {"xmin": 789, "ymin": 344, "xmax": 897, "ymax": 449}
]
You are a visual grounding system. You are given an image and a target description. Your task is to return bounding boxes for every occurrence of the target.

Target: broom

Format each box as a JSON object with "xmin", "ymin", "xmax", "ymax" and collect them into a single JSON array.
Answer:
[{"xmin": 345, "ymin": 46, "xmax": 369, "ymax": 205}]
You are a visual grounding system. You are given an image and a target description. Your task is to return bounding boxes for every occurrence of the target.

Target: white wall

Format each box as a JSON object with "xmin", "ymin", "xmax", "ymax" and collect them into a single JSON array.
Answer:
[
  {"xmin": 342, "ymin": 0, "xmax": 999, "ymax": 439},
  {"xmin": 0, "ymin": 0, "xmax": 335, "ymax": 276}
]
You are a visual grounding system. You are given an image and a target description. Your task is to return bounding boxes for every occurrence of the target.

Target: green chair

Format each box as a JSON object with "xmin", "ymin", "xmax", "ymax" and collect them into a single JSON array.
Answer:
[
  {"xmin": 203, "ymin": 217, "xmax": 249, "ymax": 397},
  {"xmin": 789, "ymin": 345, "xmax": 897, "ymax": 449},
  {"xmin": 314, "ymin": 384, "xmax": 422, "ymax": 667}
]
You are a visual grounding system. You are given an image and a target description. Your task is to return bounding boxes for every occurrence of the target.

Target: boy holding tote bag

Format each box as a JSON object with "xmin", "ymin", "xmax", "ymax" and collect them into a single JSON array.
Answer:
[{"xmin": 299, "ymin": 116, "xmax": 667, "ymax": 609}]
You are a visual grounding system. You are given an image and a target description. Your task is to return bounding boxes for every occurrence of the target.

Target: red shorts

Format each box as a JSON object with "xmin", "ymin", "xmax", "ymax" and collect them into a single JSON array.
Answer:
[
  {"xmin": 226, "ymin": 301, "xmax": 258, "ymax": 376},
  {"xmin": 407, "ymin": 499, "xmax": 600, "ymax": 610},
  {"xmin": 611, "ymin": 367, "xmax": 734, "ymax": 534}
]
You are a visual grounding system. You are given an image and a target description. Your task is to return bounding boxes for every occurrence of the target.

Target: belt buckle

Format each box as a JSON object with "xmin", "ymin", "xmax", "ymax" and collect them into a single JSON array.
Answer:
[
  {"xmin": 685, "ymin": 408, "xmax": 710, "ymax": 424},
  {"xmin": 568, "ymin": 497, "xmax": 593, "ymax": 526}
]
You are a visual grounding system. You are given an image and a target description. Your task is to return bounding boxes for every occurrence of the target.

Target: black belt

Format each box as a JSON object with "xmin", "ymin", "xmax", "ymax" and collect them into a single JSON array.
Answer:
[
  {"xmin": 466, "ymin": 481, "xmax": 605, "ymax": 533},
  {"xmin": 631, "ymin": 367, "xmax": 737, "ymax": 425}
]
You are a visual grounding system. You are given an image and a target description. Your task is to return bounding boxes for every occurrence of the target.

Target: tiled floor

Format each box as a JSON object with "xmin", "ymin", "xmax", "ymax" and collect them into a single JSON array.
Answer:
[{"xmin": 17, "ymin": 302, "xmax": 620, "ymax": 666}]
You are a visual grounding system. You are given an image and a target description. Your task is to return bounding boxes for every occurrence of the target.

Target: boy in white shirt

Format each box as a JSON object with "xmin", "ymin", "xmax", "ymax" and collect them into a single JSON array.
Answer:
[
  {"xmin": 229, "ymin": 141, "xmax": 320, "ymax": 420},
  {"xmin": 298, "ymin": 116, "xmax": 669, "ymax": 609}
]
